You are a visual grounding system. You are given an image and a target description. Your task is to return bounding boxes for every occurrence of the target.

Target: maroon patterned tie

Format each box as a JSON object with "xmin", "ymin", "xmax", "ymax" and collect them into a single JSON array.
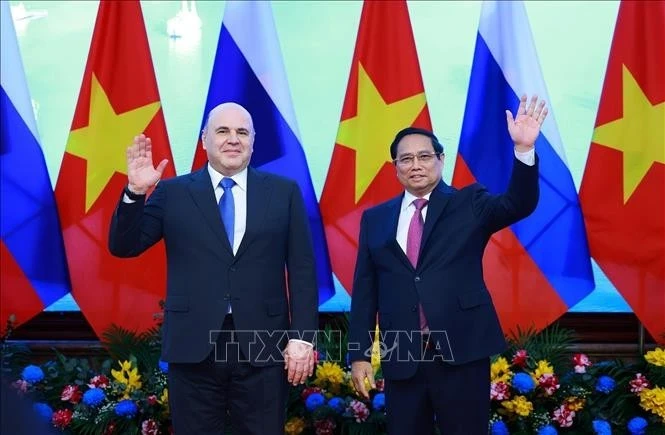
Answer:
[{"xmin": 406, "ymin": 198, "xmax": 429, "ymax": 331}]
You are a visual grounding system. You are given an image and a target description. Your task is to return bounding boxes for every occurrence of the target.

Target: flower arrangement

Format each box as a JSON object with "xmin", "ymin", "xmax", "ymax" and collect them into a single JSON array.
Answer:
[
  {"xmin": 2, "ymin": 316, "xmax": 665, "ymax": 434},
  {"xmin": 4, "ymin": 325, "xmax": 172, "ymax": 434},
  {"xmin": 488, "ymin": 326, "xmax": 665, "ymax": 435}
]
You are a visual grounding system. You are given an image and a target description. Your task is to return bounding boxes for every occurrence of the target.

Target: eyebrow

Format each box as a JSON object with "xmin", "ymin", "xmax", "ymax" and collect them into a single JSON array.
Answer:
[{"xmin": 214, "ymin": 126, "xmax": 250, "ymax": 133}]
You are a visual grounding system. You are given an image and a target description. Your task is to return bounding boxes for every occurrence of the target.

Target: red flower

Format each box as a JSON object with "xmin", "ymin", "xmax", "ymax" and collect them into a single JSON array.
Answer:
[
  {"xmin": 572, "ymin": 354, "xmax": 592, "ymax": 374},
  {"xmin": 104, "ymin": 422, "xmax": 116, "ymax": 435},
  {"xmin": 314, "ymin": 418, "xmax": 336, "ymax": 435},
  {"xmin": 629, "ymin": 373, "xmax": 650, "ymax": 393},
  {"xmin": 552, "ymin": 404, "xmax": 575, "ymax": 428},
  {"xmin": 60, "ymin": 385, "xmax": 82, "ymax": 404},
  {"xmin": 147, "ymin": 394, "xmax": 159, "ymax": 405},
  {"xmin": 348, "ymin": 400, "xmax": 370, "ymax": 423},
  {"xmin": 511, "ymin": 349, "xmax": 528, "ymax": 368},
  {"xmin": 52, "ymin": 409, "xmax": 73, "ymax": 429},
  {"xmin": 141, "ymin": 419, "xmax": 159, "ymax": 435},
  {"xmin": 538, "ymin": 373, "xmax": 560, "ymax": 396},
  {"xmin": 375, "ymin": 378, "xmax": 385, "ymax": 392},
  {"xmin": 490, "ymin": 381, "xmax": 510, "ymax": 401},
  {"xmin": 88, "ymin": 374, "xmax": 110, "ymax": 389}
]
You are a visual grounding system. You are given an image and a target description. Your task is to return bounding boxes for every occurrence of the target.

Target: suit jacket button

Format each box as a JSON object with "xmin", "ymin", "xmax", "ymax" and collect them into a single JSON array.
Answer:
[
  {"xmin": 230, "ymin": 267, "xmax": 236, "ymax": 272},
  {"xmin": 414, "ymin": 276, "xmax": 421, "ymax": 282},
  {"xmin": 411, "ymin": 306, "xmax": 417, "ymax": 312}
]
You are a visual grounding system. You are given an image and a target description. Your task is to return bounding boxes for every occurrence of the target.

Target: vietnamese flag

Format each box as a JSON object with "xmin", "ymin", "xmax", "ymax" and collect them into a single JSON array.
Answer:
[
  {"xmin": 319, "ymin": 0, "xmax": 432, "ymax": 293},
  {"xmin": 580, "ymin": 1, "xmax": 665, "ymax": 342},
  {"xmin": 54, "ymin": 0, "xmax": 175, "ymax": 336}
]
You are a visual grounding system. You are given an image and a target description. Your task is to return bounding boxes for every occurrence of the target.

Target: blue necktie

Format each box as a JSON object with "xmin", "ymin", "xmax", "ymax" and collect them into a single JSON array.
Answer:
[{"xmin": 218, "ymin": 177, "xmax": 236, "ymax": 249}]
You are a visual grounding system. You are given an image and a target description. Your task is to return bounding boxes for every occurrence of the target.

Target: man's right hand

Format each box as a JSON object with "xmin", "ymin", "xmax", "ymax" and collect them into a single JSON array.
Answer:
[
  {"xmin": 126, "ymin": 134, "xmax": 169, "ymax": 194},
  {"xmin": 351, "ymin": 361, "xmax": 375, "ymax": 399}
]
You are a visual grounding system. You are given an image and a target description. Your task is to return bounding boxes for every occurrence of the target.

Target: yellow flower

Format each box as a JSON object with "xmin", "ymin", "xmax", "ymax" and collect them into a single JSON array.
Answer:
[
  {"xmin": 313, "ymin": 361, "xmax": 345, "ymax": 394},
  {"xmin": 645, "ymin": 348, "xmax": 665, "ymax": 367},
  {"xmin": 158, "ymin": 388, "xmax": 168, "ymax": 406},
  {"xmin": 640, "ymin": 387, "xmax": 665, "ymax": 420},
  {"xmin": 371, "ymin": 327, "xmax": 382, "ymax": 374},
  {"xmin": 285, "ymin": 416, "xmax": 306, "ymax": 435},
  {"xmin": 501, "ymin": 395, "xmax": 533, "ymax": 417},
  {"xmin": 531, "ymin": 360, "xmax": 554, "ymax": 383},
  {"xmin": 111, "ymin": 360, "xmax": 143, "ymax": 399},
  {"xmin": 491, "ymin": 357, "xmax": 513, "ymax": 383},
  {"xmin": 564, "ymin": 396, "xmax": 585, "ymax": 411}
]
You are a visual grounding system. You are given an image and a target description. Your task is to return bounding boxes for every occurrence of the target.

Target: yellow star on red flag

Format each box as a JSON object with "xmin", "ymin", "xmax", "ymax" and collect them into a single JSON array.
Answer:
[{"xmin": 65, "ymin": 74, "xmax": 160, "ymax": 212}]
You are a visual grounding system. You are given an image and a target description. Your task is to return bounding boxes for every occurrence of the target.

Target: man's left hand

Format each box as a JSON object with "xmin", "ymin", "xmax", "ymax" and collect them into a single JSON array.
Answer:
[
  {"xmin": 506, "ymin": 94, "xmax": 548, "ymax": 152},
  {"xmin": 284, "ymin": 340, "xmax": 315, "ymax": 385}
]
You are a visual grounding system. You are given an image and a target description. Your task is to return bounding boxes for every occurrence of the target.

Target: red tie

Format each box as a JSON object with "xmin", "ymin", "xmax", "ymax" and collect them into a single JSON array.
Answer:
[{"xmin": 406, "ymin": 198, "xmax": 429, "ymax": 331}]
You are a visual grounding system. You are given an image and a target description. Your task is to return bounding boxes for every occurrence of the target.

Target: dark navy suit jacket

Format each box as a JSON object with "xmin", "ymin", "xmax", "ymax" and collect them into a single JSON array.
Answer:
[
  {"xmin": 109, "ymin": 166, "xmax": 318, "ymax": 367},
  {"xmin": 348, "ymin": 157, "xmax": 539, "ymax": 380}
]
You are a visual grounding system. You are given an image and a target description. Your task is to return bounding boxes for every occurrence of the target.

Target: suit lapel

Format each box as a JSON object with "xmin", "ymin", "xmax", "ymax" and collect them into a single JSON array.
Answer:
[
  {"xmin": 383, "ymin": 195, "xmax": 414, "ymax": 271},
  {"xmin": 187, "ymin": 168, "xmax": 233, "ymax": 256},
  {"xmin": 235, "ymin": 167, "xmax": 271, "ymax": 260},
  {"xmin": 420, "ymin": 181, "xmax": 453, "ymax": 259}
]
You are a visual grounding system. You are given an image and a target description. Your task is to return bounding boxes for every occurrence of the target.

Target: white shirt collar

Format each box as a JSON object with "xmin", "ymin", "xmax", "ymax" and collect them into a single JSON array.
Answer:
[
  {"xmin": 401, "ymin": 189, "xmax": 432, "ymax": 212},
  {"xmin": 207, "ymin": 163, "xmax": 248, "ymax": 192}
]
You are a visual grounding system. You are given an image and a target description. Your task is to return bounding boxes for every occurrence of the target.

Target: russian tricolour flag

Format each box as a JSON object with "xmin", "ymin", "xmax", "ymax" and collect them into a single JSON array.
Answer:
[
  {"xmin": 452, "ymin": 0, "xmax": 595, "ymax": 333},
  {"xmin": 1, "ymin": 0, "xmax": 70, "ymax": 326},
  {"xmin": 191, "ymin": 1, "xmax": 335, "ymax": 305}
]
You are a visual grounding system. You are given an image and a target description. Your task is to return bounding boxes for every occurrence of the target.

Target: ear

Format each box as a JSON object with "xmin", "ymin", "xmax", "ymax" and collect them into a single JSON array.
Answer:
[{"xmin": 201, "ymin": 130, "xmax": 207, "ymax": 150}]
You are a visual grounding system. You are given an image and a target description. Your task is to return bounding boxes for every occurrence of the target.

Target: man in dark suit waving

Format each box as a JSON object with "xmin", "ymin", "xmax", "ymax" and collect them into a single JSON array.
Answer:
[
  {"xmin": 349, "ymin": 95, "xmax": 548, "ymax": 434},
  {"xmin": 109, "ymin": 102, "xmax": 318, "ymax": 434}
]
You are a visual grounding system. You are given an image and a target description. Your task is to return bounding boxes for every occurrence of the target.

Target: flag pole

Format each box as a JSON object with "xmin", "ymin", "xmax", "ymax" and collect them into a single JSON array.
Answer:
[{"xmin": 638, "ymin": 321, "xmax": 645, "ymax": 355}]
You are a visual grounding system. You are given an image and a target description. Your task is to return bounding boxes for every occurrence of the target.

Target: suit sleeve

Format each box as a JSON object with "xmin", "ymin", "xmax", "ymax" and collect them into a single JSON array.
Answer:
[
  {"xmin": 472, "ymin": 155, "xmax": 540, "ymax": 234},
  {"xmin": 285, "ymin": 182, "xmax": 319, "ymax": 344},
  {"xmin": 108, "ymin": 183, "xmax": 165, "ymax": 257},
  {"xmin": 348, "ymin": 211, "xmax": 378, "ymax": 363}
]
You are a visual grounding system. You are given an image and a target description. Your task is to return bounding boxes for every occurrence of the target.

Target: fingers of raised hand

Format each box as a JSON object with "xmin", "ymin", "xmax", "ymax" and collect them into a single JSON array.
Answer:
[{"xmin": 535, "ymin": 102, "xmax": 548, "ymax": 124}]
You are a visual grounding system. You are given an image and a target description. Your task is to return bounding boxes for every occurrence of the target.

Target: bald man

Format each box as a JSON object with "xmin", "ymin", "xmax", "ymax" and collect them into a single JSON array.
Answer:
[{"xmin": 109, "ymin": 102, "xmax": 318, "ymax": 434}]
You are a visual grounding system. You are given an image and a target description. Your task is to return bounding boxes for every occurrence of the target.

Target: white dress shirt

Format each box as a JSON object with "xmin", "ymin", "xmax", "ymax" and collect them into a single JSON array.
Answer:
[
  {"xmin": 396, "ymin": 148, "xmax": 535, "ymax": 253},
  {"xmin": 207, "ymin": 164, "xmax": 247, "ymax": 255}
]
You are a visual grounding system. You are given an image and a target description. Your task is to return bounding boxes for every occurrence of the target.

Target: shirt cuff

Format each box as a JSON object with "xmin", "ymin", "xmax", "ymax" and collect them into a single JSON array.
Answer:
[
  {"xmin": 289, "ymin": 339, "xmax": 313, "ymax": 347},
  {"xmin": 122, "ymin": 193, "xmax": 137, "ymax": 204},
  {"xmin": 514, "ymin": 148, "xmax": 535, "ymax": 166}
]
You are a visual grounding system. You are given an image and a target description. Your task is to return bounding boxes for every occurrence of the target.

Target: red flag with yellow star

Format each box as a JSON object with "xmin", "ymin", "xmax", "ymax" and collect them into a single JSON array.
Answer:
[
  {"xmin": 319, "ymin": 0, "xmax": 431, "ymax": 294},
  {"xmin": 579, "ymin": 0, "xmax": 665, "ymax": 342},
  {"xmin": 54, "ymin": 0, "xmax": 174, "ymax": 336}
]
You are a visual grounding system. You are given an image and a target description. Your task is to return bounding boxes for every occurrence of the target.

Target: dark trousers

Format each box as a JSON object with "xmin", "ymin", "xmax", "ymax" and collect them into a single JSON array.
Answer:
[
  {"xmin": 168, "ymin": 315, "xmax": 288, "ymax": 435},
  {"xmin": 385, "ymin": 350, "xmax": 490, "ymax": 435}
]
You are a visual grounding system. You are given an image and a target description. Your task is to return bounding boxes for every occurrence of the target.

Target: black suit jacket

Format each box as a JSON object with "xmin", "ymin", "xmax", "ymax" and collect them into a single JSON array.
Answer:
[
  {"xmin": 348, "ymin": 157, "xmax": 539, "ymax": 379},
  {"xmin": 109, "ymin": 166, "xmax": 318, "ymax": 366}
]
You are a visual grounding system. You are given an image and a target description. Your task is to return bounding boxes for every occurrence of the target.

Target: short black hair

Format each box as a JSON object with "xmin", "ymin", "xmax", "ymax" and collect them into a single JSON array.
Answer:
[{"xmin": 390, "ymin": 126, "xmax": 444, "ymax": 159}]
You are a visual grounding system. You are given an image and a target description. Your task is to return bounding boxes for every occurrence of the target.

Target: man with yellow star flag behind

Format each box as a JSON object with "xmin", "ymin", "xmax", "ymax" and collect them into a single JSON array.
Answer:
[
  {"xmin": 54, "ymin": 0, "xmax": 175, "ymax": 336},
  {"xmin": 579, "ymin": 0, "xmax": 665, "ymax": 343},
  {"xmin": 319, "ymin": 0, "xmax": 432, "ymax": 296}
]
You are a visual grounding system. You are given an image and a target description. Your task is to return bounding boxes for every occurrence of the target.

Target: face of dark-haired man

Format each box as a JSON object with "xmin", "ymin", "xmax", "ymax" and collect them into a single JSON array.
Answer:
[{"xmin": 394, "ymin": 133, "xmax": 444, "ymax": 197}]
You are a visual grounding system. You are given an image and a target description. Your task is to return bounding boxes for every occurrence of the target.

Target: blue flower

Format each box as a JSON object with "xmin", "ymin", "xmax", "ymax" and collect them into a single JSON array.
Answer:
[
  {"xmin": 327, "ymin": 397, "xmax": 345, "ymax": 413},
  {"xmin": 82, "ymin": 388, "xmax": 106, "ymax": 407},
  {"xmin": 491, "ymin": 420, "xmax": 509, "ymax": 435},
  {"xmin": 511, "ymin": 372, "xmax": 535, "ymax": 394},
  {"xmin": 114, "ymin": 399, "xmax": 138, "ymax": 418},
  {"xmin": 305, "ymin": 392, "xmax": 325, "ymax": 411},
  {"xmin": 627, "ymin": 417, "xmax": 647, "ymax": 434},
  {"xmin": 32, "ymin": 402, "xmax": 53, "ymax": 421},
  {"xmin": 595, "ymin": 375, "xmax": 616, "ymax": 394},
  {"xmin": 21, "ymin": 365, "xmax": 44, "ymax": 383},
  {"xmin": 592, "ymin": 419, "xmax": 612, "ymax": 435},
  {"xmin": 537, "ymin": 425, "xmax": 557, "ymax": 435},
  {"xmin": 372, "ymin": 393, "xmax": 385, "ymax": 411},
  {"xmin": 158, "ymin": 360, "xmax": 169, "ymax": 373}
]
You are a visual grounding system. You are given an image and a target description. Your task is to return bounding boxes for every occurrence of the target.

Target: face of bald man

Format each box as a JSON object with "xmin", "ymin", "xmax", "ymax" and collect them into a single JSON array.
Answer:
[{"xmin": 201, "ymin": 103, "xmax": 255, "ymax": 176}]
